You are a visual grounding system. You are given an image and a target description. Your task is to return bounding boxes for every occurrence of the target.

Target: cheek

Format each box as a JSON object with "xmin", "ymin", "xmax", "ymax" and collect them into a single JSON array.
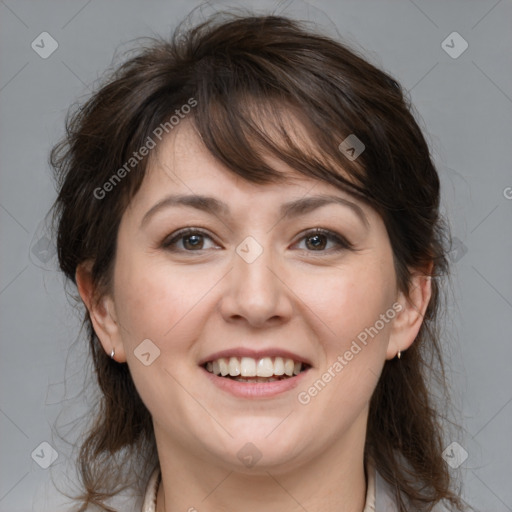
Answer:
[
  {"xmin": 296, "ymin": 256, "xmax": 396, "ymax": 413},
  {"xmin": 112, "ymin": 251, "xmax": 218, "ymax": 352},
  {"xmin": 301, "ymin": 257, "xmax": 396, "ymax": 348}
]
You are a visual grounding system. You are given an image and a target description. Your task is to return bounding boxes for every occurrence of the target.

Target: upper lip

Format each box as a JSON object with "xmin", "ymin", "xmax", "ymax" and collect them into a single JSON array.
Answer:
[{"xmin": 199, "ymin": 347, "xmax": 313, "ymax": 367}]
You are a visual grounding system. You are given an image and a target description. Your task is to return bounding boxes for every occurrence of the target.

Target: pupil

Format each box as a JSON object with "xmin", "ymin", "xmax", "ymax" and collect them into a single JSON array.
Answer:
[
  {"xmin": 307, "ymin": 234, "xmax": 326, "ymax": 250},
  {"xmin": 184, "ymin": 234, "xmax": 202, "ymax": 249}
]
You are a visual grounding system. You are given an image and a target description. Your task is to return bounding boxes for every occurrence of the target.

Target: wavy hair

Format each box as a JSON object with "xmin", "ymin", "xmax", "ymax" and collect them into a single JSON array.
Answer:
[{"xmin": 49, "ymin": 12, "xmax": 469, "ymax": 512}]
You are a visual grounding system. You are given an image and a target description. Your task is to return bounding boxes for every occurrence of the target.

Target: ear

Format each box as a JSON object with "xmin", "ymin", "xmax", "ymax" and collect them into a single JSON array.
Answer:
[
  {"xmin": 75, "ymin": 261, "xmax": 126, "ymax": 363},
  {"xmin": 386, "ymin": 264, "xmax": 433, "ymax": 360}
]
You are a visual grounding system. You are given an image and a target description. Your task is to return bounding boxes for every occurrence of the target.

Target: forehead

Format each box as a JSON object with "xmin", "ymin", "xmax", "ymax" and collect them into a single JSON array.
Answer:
[
  {"xmin": 118, "ymin": 122, "xmax": 377, "ymax": 238},
  {"xmin": 138, "ymin": 121, "xmax": 357, "ymax": 205}
]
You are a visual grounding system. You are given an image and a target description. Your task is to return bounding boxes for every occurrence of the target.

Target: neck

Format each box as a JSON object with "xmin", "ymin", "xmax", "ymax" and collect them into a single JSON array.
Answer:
[{"xmin": 154, "ymin": 419, "xmax": 368, "ymax": 512}]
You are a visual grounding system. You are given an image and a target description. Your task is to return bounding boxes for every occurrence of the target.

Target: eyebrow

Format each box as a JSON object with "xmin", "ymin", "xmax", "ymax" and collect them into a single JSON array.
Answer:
[{"xmin": 140, "ymin": 193, "xmax": 369, "ymax": 229}]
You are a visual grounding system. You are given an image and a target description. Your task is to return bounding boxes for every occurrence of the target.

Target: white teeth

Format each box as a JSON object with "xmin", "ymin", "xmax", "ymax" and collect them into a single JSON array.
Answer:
[
  {"xmin": 218, "ymin": 357, "xmax": 229, "ymax": 376},
  {"xmin": 257, "ymin": 357, "xmax": 274, "ymax": 377},
  {"xmin": 273, "ymin": 357, "xmax": 285, "ymax": 375},
  {"xmin": 228, "ymin": 357, "xmax": 241, "ymax": 376},
  {"xmin": 205, "ymin": 356, "xmax": 305, "ymax": 378},
  {"xmin": 240, "ymin": 357, "xmax": 256, "ymax": 377},
  {"xmin": 284, "ymin": 358, "xmax": 295, "ymax": 376}
]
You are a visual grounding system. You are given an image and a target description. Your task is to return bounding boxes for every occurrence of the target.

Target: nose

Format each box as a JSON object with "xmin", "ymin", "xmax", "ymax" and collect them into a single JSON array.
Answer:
[{"xmin": 218, "ymin": 237, "xmax": 294, "ymax": 328}]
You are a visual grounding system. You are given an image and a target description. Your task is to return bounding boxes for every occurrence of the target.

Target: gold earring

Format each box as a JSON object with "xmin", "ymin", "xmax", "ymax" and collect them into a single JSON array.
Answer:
[{"xmin": 397, "ymin": 350, "xmax": 401, "ymax": 359}]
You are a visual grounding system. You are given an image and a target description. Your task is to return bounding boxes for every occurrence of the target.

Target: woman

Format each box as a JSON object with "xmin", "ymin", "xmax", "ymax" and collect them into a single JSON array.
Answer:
[{"xmin": 50, "ymin": 11, "xmax": 470, "ymax": 512}]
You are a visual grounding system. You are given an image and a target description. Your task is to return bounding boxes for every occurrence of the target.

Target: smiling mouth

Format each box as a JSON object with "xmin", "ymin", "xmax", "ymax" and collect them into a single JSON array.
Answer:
[{"xmin": 203, "ymin": 356, "xmax": 310, "ymax": 383}]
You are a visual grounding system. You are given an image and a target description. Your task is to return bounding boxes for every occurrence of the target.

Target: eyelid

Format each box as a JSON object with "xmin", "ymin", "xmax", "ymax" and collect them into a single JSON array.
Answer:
[
  {"xmin": 162, "ymin": 227, "xmax": 219, "ymax": 249},
  {"xmin": 162, "ymin": 226, "xmax": 353, "ymax": 254},
  {"xmin": 293, "ymin": 227, "xmax": 353, "ymax": 252}
]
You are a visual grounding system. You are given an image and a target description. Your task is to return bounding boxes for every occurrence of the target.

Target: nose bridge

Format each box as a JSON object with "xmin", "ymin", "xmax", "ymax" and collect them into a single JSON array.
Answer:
[
  {"xmin": 235, "ymin": 233, "xmax": 277, "ymax": 298},
  {"xmin": 222, "ymin": 233, "xmax": 291, "ymax": 325}
]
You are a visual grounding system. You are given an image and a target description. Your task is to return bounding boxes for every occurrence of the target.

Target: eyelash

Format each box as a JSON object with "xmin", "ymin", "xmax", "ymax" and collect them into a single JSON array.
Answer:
[{"xmin": 161, "ymin": 227, "xmax": 353, "ymax": 254}]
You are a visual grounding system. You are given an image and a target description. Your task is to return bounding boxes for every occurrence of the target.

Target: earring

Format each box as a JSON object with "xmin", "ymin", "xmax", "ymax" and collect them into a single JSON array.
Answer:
[
  {"xmin": 110, "ymin": 347, "xmax": 115, "ymax": 360},
  {"xmin": 397, "ymin": 350, "xmax": 402, "ymax": 359}
]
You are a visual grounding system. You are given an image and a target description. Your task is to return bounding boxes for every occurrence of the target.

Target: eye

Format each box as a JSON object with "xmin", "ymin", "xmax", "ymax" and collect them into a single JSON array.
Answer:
[
  {"xmin": 161, "ymin": 227, "xmax": 352, "ymax": 254},
  {"xmin": 162, "ymin": 228, "xmax": 219, "ymax": 252},
  {"xmin": 294, "ymin": 228, "xmax": 352, "ymax": 253}
]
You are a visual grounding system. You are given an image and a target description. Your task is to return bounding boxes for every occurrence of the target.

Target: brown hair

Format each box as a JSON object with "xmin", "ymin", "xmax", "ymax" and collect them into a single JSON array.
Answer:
[{"xmin": 50, "ymin": 12, "xmax": 469, "ymax": 512}]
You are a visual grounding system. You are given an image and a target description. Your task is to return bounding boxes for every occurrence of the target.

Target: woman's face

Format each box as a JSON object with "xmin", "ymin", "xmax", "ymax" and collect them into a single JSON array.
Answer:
[{"xmin": 86, "ymin": 121, "xmax": 422, "ymax": 473}]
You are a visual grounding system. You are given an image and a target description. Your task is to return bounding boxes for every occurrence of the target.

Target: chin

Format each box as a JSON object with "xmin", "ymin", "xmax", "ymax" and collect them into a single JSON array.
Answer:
[{"xmin": 205, "ymin": 426, "xmax": 308, "ymax": 472}]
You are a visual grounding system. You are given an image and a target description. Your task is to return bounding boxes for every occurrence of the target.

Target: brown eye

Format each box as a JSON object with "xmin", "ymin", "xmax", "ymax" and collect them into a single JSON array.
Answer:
[
  {"xmin": 305, "ymin": 233, "xmax": 328, "ymax": 250},
  {"xmin": 296, "ymin": 228, "xmax": 352, "ymax": 253},
  {"xmin": 162, "ymin": 228, "xmax": 217, "ymax": 252},
  {"xmin": 182, "ymin": 233, "xmax": 205, "ymax": 250}
]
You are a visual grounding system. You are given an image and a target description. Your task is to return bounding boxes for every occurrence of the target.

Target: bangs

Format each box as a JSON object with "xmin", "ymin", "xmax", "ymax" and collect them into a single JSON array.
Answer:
[{"xmin": 191, "ymin": 59, "xmax": 371, "ymax": 202}]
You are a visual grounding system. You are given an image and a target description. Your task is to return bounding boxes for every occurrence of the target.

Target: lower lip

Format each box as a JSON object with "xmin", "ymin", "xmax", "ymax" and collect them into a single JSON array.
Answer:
[{"xmin": 201, "ymin": 366, "xmax": 310, "ymax": 399}]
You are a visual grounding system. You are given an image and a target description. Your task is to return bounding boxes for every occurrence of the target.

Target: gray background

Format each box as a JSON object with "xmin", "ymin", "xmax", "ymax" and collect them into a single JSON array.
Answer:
[{"xmin": 1, "ymin": 0, "xmax": 511, "ymax": 510}]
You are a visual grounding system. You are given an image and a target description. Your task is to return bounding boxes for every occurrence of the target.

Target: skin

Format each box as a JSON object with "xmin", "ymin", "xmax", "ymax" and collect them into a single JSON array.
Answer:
[{"xmin": 76, "ymin": 120, "xmax": 432, "ymax": 512}]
